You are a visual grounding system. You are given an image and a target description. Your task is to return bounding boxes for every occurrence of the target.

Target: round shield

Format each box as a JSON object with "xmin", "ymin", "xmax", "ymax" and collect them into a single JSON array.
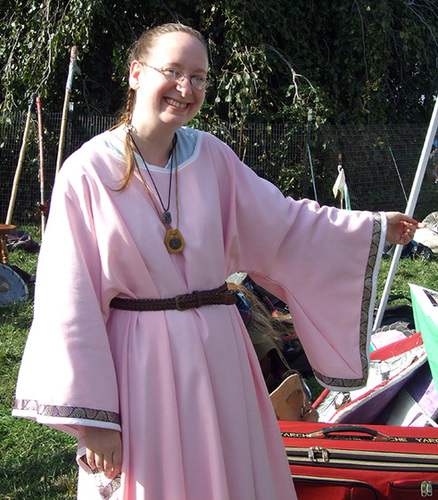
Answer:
[{"xmin": 0, "ymin": 263, "xmax": 29, "ymax": 307}]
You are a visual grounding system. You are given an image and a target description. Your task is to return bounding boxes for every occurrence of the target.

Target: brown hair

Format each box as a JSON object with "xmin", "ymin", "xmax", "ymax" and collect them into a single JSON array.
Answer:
[
  {"xmin": 116, "ymin": 23, "xmax": 208, "ymax": 191},
  {"xmin": 227, "ymin": 282, "xmax": 295, "ymax": 348}
]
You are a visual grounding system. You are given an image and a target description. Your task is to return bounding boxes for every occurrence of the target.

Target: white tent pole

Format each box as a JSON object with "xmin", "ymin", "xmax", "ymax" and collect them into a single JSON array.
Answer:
[{"xmin": 373, "ymin": 97, "xmax": 438, "ymax": 331}]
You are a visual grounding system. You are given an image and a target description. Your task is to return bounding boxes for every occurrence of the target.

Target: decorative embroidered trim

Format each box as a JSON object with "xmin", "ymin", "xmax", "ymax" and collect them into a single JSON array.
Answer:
[
  {"xmin": 13, "ymin": 399, "xmax": 120, "ymax": 425},
  {"xmin": 314, "ymin": 213, "xmax": 382, "ymax": 389},
  {"xmin": 97, "ymin": 474, "xmax": 122, "ymax": 500},
  {"xmin": 79, "ymin": 454, "xmax": 122, "ymax": 500}
]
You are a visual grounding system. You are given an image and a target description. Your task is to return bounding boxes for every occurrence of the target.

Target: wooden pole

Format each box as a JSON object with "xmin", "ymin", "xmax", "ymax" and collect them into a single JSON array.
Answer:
[
  {"xmin": 36, "ymin": 96, "xmax": 47, "ymax": 234},
  {"xmin": 55, "ymin": 46, "xmax": 79, "ymax": 175},
  {"xmin": 5, "ymin": 94, "xmax": 35, "ymax": 225}
]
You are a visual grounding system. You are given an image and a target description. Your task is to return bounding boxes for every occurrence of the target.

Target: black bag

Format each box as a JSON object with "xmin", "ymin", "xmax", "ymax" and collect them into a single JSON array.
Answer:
[
  {"xmin": 375, "ymin": 294, "xmax": 415, "ymax": 330},
  {"xmin": 6, "ymin": 231, "xmax": 39, "ymax": 253}
]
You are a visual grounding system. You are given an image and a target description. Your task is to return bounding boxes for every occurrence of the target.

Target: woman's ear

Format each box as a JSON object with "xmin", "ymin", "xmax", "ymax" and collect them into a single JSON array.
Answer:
[{"xmin": 129, "ymin": 60, "xmax": 142, "ymax": 90}]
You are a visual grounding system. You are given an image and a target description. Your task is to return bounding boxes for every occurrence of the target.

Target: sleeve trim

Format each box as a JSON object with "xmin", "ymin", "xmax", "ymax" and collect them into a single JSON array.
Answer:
[
  {"xmin": 314, "ymin": 212, "xmax": 383, "ymax": 389},
  {"xmin": 13, "ymin": 399, "xmax": 121, "ymax": 426}
]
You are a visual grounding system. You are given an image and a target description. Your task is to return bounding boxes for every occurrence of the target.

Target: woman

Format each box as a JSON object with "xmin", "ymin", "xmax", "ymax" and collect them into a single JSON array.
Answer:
[{"xmin": 14, "ymin": 23, "xmax": 421, "ymax": 499}]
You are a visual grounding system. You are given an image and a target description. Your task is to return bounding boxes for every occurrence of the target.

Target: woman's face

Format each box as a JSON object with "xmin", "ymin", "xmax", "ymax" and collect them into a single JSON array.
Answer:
[{"xmin": 130, "ymin": 32, "xmax": 209, "ymax": 133}]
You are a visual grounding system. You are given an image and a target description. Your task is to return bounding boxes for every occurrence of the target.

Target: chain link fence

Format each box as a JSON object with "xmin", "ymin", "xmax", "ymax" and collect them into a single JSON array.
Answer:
[{"xmin": 1, "ymin": 112, "xmax": 437, "ymax": 226}]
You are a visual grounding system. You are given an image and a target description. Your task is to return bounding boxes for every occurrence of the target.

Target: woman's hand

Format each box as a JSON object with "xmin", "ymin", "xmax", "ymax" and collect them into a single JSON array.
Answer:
[
  {"xmin": 385, "ymin": 212, "xmax": 424, "ymax": 245},
  {"xmin": 85, "ymin": 427, "xmax": 122, "ymax": 479}
]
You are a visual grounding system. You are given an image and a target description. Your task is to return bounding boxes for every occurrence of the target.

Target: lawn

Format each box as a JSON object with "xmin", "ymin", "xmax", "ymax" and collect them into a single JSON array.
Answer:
[
  {"xmin": 1, "ymin": 224, "xmax": 437, "ymax": 499},
  {"xmin": 0, "ymin": 225, "xmax": 77, "ymax": 499}
]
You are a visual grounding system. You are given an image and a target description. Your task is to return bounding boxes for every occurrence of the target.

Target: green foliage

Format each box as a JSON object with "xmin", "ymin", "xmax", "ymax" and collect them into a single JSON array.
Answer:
[
  {"xmin": 0, "ymin": 1, "xmax": 437, "ymax": 126},
  {"xmin": 202, "ymin": 0, "xmax": 332, "ymax": 125},
  {"xmin": 1, "ymin": 0, "xmax": 92, "ymax": 112}
]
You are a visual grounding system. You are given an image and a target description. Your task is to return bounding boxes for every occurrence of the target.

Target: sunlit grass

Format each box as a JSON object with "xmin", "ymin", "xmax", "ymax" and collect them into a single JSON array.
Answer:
[{"xmin": 378, "ymin": 257, "xmax": 438, "ymax": 302}]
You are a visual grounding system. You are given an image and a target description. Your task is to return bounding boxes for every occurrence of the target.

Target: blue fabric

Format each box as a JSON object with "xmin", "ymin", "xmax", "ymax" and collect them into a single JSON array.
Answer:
[{"xmin": 235, "ymin": 292, "xmax": 251, "ymax": 325}]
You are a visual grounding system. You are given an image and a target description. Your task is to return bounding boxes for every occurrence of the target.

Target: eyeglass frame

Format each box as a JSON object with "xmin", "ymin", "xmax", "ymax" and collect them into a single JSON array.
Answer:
[{"xmin": 142, "ymin": 64, "xmax": 211, "ymax": 91}]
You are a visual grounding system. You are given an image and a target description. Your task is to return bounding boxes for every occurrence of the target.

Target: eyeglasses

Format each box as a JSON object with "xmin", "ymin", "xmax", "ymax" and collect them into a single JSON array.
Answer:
[{"xmin": 144, "ymin": 65, "xmax": 210, "ymax": 91}]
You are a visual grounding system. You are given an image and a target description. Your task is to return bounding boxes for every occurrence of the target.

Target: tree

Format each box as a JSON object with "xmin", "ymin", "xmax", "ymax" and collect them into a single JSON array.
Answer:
[
  {"xmin": 1, "ymin": 0, "xmax": 93, "ymax": 112},
  {"xmin": 1, "ymin": 0, "xmax": 437, "ymax": 124}
]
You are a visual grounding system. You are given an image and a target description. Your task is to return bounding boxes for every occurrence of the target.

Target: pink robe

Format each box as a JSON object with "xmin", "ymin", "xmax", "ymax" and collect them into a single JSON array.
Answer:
[{"xmin": 13, "ymin": 129, "xmax": 385, "ymax": 499}]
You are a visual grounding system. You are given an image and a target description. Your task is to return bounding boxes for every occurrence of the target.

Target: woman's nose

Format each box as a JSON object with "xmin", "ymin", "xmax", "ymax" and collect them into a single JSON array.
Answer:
[{"xmin": 176, "ymin": 77, "xmax": 193, "ymax": 96}]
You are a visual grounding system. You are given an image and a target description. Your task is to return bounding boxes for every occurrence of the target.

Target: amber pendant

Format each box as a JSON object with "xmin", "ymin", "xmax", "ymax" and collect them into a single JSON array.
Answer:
[{"xmin": 165, "ymin": 228, "xmax": 185, "ymax": 253}]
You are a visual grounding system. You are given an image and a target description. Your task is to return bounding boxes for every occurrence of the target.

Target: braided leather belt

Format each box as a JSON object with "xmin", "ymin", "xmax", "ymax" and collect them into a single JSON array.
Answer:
[{"xmin": 109, "ymin": 283, "xmax": 237, "ymax": 312}]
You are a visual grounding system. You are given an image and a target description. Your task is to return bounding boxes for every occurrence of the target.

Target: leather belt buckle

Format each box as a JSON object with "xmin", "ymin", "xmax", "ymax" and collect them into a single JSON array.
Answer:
[{"xmin": 175, "ymin": 293, "xmax": 192, "ymax": 311}]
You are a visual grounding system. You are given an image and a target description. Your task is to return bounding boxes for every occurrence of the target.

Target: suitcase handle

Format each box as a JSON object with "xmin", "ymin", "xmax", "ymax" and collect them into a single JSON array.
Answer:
[{"xmin": 309, "ymin": 425, "xmax": 390, "ymax": 441}]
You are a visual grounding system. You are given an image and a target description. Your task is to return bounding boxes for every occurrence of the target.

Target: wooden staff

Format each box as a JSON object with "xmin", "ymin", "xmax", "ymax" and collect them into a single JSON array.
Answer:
[
  {"xmin": 55, "ymin": 46, "xmax": 79, "ymax": 175},
  {"xmin": 5, "ymin": 94, "xmax": 35, "ymax": 225},
  {"xmin": 36, "ymin": 96, "xmax": 47, "ymax": 234}
]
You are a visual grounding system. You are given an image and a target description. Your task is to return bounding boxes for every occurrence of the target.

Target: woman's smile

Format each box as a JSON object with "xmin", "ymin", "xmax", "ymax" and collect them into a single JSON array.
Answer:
[{"xmin": 164, "ymin": 97, "xmax": 189, "ymax": 109}]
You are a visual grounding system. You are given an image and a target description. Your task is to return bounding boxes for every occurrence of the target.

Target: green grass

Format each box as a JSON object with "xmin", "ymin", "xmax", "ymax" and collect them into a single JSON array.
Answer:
[
  {"xmin": 1, "ymin": 224, "xmax": 438, "ymax": 498},
  {"xmin": 0, "ymin": 225, "xmax": 77, "ymax": 499},
  {"xmin": 378, "ymin": 256, "xmax": 438, "ymax": 299}
]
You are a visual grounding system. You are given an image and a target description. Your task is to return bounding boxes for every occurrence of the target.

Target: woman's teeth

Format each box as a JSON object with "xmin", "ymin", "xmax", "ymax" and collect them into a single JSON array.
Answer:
[{"xmin": 166, "ymin": 98, "xmax": 187, "ymax": 109}]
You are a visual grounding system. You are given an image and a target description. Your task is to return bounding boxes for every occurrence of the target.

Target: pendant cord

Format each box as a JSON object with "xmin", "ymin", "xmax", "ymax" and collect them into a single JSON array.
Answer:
[
  {"xmin": 128, "ymin": 132, "xmax": 179, "ymax": 229},
  {"xmin": 174, "ymin": 147, "xmax": 180, "ymax": 229},
  {"xmin": 129, "ymin": 133, "xmax": 176, "ymax": 217}
]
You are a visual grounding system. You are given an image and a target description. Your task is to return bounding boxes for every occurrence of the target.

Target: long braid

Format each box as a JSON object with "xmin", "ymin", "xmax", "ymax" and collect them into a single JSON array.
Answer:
[{"xmin": 120, "ymin": 88, "xmax": 136, "ymax": 191}]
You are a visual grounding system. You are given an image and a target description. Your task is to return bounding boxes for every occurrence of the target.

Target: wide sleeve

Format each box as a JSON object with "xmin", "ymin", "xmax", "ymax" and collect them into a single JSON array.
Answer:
[
  {"xmin": 13, "ymin": 152, "xmax": 121, "ymax": 437},
  {"xmin": 215, "ymin": 141, "xmax": 386, "ymax": 390}
]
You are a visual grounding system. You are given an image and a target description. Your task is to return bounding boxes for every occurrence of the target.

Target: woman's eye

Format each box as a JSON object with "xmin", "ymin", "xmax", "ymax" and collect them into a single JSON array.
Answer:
[{"xmin": 163, "ymin": 69, "xmax": 179, "ymax": 80}]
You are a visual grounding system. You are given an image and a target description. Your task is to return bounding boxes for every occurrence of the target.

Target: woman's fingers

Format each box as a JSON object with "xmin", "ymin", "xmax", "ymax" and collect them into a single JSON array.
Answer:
[
  {"xmin": 85, "ymin": 448, "xmax": 96, "ymax": 471},
  {"xmin": 103, "ymin": 453, "xmax": 118, "ymax": 479},
  {"xmin": 112, "ymin": 445, "xmax": 123, "ymax": 476},
  {"xmin": 86, "ymin": 450, "xmax": 120, "ymax": 479},
  {"xmin": 84, "ymin": 427, "xmax": 122, "ymax": 478}
]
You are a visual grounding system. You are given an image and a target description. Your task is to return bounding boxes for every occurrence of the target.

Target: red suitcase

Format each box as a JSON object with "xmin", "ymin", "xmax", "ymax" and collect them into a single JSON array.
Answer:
[{"xmin": 280, "ymin": 420, "xmax": 438, "ymax": 499}]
